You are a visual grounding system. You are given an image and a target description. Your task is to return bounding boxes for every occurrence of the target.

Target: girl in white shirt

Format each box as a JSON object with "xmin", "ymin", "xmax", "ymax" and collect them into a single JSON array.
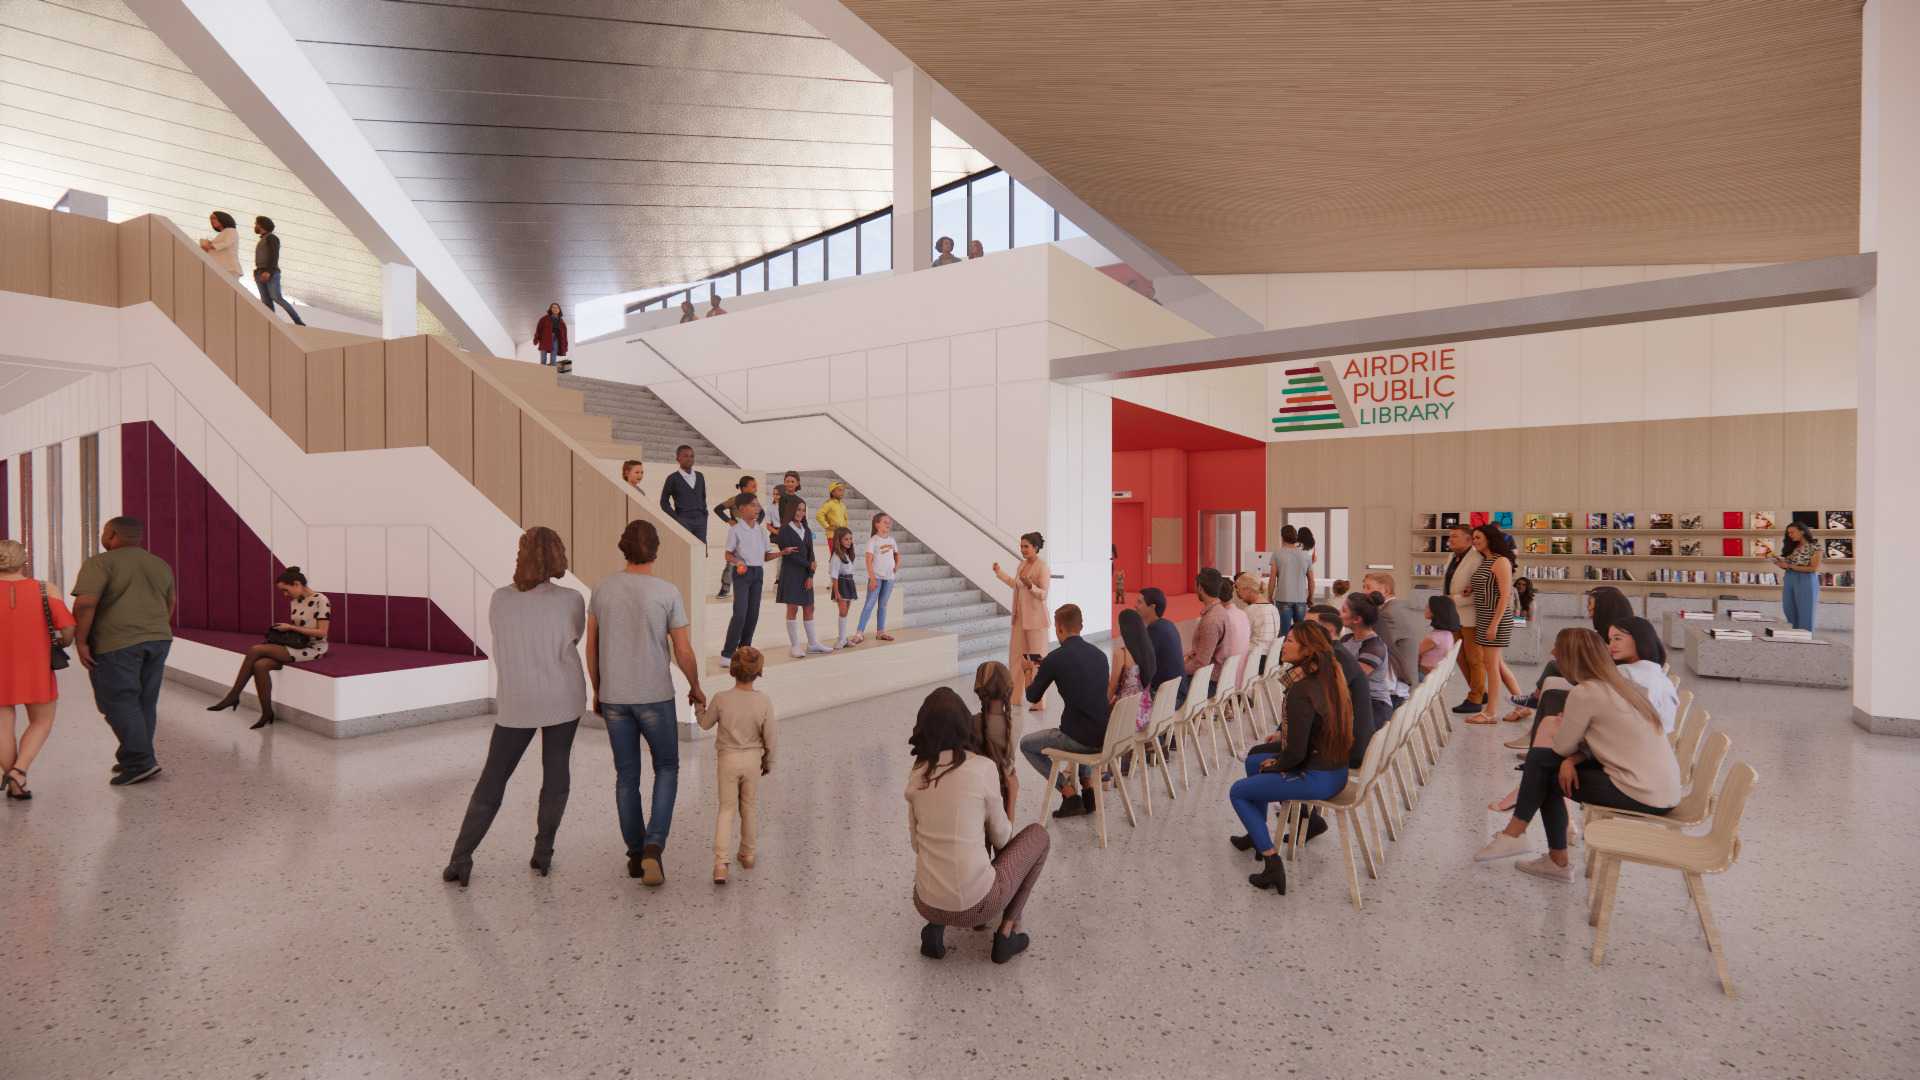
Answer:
[
  {"xmin": 854, "ymin": 512, "xmax": 899, "ymax": 643},
  {"xmin": 1608, "ymin": 617, "xmax": 1680, "ymax": 733}
]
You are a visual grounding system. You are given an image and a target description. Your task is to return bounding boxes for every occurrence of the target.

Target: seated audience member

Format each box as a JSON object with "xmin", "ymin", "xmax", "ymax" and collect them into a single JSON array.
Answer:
[
  {"xmin": 907, "ymin": 687, "xmax": 1049, "ymax": 964},
  {"xmin": 1608, "ymin": 616, "xmax": 1680, "ymax": 732},
  {"xmin": 1234, "ymin": 573, "xmax": 1280, "ymax": 673},
  {"xmin": 1177, "ymin": 569, "xmax": 1230, "ymax": 707},
  {"xmin": 1474, "ymin": 629, "xmax": 1681, "ymax": 881},
  {"xmin": 1108, "ymin": 608, "xmax": 1157, "ymax": 732},
  {"xmin": 1135, "ymin": 588, "xmax": 1185, "ymax": 699},
  {"xmin": 1421, "ymin": 596, "xmax": 1462, "ymax": 674},
  {"xmin": 1289, "ymin": 621, "xmax": 1378, "ymax": 847},
  {"xmin": 1017, "ymin": 604, "xmax": 1111, "ymax": 818},
  {"xmin": 1339, "ymin": 594, "xmax": 1394, "ymax": 724},
  {"xmin": 972, "ymin": 661, "xmax": 1020, "ymax": 820},
  {"xmin": 1215, "ymin": 574, "xmax": 1251, "ymax": 666},
  {"xmin": 1226, "ymin": 621, "xmax": 1356, "ymax": 894},
  {"xmin": 1308, "ymin": 604, "xmax": 1344, "ymax": 640},
  {"xmin": 1363, "ymin": 572, "xmax": 1419, "ymax": 700},
  {"xmin": 1330, "ymin": 579, "xmax": 1351, "ymax": 602},
  {"xmin": 1508, "ymin": 585, "xmax": 1637, "ymax": 720}
]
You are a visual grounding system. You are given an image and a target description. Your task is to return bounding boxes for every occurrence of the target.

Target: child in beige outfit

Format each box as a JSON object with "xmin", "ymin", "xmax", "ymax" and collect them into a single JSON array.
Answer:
[{"xmin": 697, "ymin": 647, "xmax": 777, "ymax": 884}]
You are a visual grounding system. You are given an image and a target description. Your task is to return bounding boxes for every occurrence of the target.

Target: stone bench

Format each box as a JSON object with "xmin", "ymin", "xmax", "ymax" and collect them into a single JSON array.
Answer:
[{"xmin": 1683, "ymin": 624, "xmax": 1851, "ymax": 688}]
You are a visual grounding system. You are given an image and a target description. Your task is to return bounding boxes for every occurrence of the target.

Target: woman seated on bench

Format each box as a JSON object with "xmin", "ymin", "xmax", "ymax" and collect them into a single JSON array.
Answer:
[
  {"xmin": 206, "ymin": 567, "xmax": 330, "ymax": 730},
  {"xmin": 1474, "ymin": 628, "xmax": 1679, "ymax": 882}
]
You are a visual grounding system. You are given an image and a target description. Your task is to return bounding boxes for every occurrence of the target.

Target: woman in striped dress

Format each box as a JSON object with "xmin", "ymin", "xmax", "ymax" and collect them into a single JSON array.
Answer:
[{"xmin": 1465, "ymin": 523, "xmax": 1516, "ymax": 725}]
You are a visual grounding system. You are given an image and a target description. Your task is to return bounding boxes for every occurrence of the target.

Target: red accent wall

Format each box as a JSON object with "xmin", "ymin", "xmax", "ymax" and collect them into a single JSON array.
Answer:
[{"xmin": 1111, "ymin": 402, "xmax": 1267, "ymax": 593}]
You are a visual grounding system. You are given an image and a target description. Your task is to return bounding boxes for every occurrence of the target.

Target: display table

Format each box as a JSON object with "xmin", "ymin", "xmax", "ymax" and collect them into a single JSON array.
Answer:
[
  {"xmin": 1662, "ymin": 613, "xmax": 1778, "ymax": 651},
  {"xmin": 1683, "ymin": 624, "xmax": 1851, "ymax": 688}
]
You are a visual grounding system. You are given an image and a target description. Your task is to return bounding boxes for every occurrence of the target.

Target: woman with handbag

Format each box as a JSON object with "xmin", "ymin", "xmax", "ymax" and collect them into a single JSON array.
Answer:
[
  {"xmin": 0, "ymin": 540, "xmax": 77, "ymax": 800},
  {"xmin": 206, "ymin": 567, "xmax": 330, "ymax": 729}
]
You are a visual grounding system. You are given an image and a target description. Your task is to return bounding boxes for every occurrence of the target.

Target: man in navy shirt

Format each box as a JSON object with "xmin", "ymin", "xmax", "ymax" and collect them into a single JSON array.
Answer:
[
  {"xmin": 1135, "ymin": 588, "xmax": 1184, "ymax": 699},
  {"xmin": 658, "ymin": 444, "xmax": 708, "ymax": 543},
  {"xmin": 1017, "ymin": 604, "xmax": 1111, "ymax": 818}
]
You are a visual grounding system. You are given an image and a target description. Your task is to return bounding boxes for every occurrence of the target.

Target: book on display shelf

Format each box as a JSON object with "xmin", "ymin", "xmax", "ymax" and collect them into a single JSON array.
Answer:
[
  {"xmin": 1469, "ymin": 511, "xmax": 1490, "ymax": 527},
  {"xmin": 1825, "ymin": 539, "xmax": 1854, "ymax": 559},
  {"xmin": 1722, "ymin": 537, "xmax": 1746, "ymax": 557},
  {"xmin": 1792, "ymin": 510, "xmax": 1818, "ymax": 528},
  {"xmin": 1493, "ymin": 511, "xmax": 1514, "ymax": 528},
  {"xmin": 1550, "ymin": 512, "xmax": 1573, "ymax": 530},
  {"xmin": 1440, "ymin": 512, "xmax": 1461, "ymax": 530},
  {"xmin": 1585, "ymin": 512, "xmax": 1608, "ymax": 530},
  {"xmin": 1710, "ymin": 628, "xmax": 1755, "ymax": 641},
  {"xmin": 1678, "ymin": 513, "xmax": 1704, "ymax": 529},
  {"xmin": 1612, "ymin": 512, "xmax": 1636, "ymax": 530},
  {"xmin": 1751, "ymin": 510, "xmax": 1777, "ymax": 530},
  {"xmin": 1766, "ymin": 627, "xmax": 1814, "ymax": 642},
  {"xmin": 1551, "ymin": 535, "xmax": 1573, "ymax": 554},
  {"xmin": 1523, "ymin": 513, "xmax": 1550, "ymax": 529},
  {"xmin": 1751, "ymin": 538, "xmax": 1776, "ymax": 559},
  {"xmin": 1612, "ymin": 537, "xmax": 1636, "ymax": 555},
  {"xmin": 1420, "ymin": 536, "xmax": 1441, "ymax": 552},
  {"xmin": 1679, "ymin": 539, "xmax": 1705, "ymax": 557},
  {"xmin": 1524, "ymin": 537, "xmax": 1550, "ymax": 554},
  {"xmin": 1649, "ymin": 538, "xmax": 1674, "ymax": 556},
  {"xmin": 1825, "ymin": 510, "xmax": 1853, "ymax": 530},
  {"xmin": 1416, "ymin": 513, "xmax": 1438, "ymax": 530},
  {"xmin": 1648, "ymin": 512, "xmax": 1674, "ymax": 530},
  {"xmin": 1681, "ymin": 610, "xmax": 1714, "ymax": 620},
  {"xmin": 1727, "ymin": 609, "xmax": 1767, "ymax": 621},
  {"xmin": 1586, "ymin": 537, "xmax": 1607, "ymax": 555},
  {"xmin": 1723, "ymin": 511, "xmax": 1746, "ymax": 529},
  {"xmin": 1819, "ymin": 571, "xmax": 1856, "ymax": 587}
]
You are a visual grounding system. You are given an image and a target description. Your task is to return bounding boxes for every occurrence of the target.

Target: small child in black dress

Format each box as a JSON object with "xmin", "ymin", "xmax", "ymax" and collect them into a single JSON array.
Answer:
[{"xmin": 776, "ymin": 496, "xmax": 831, "ymax": 658}]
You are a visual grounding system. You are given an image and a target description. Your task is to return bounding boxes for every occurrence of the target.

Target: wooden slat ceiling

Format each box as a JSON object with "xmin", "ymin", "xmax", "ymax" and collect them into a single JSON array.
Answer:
[{"xmin": 843, "ymin": 0, "xmax": 1863, "ymax": 272}]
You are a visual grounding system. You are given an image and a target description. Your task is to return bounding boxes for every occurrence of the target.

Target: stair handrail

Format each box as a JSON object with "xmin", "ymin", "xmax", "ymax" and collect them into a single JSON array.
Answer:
[{"xmin": 628, "ymin": 335, "xmax": 1023, "ymax": 562}]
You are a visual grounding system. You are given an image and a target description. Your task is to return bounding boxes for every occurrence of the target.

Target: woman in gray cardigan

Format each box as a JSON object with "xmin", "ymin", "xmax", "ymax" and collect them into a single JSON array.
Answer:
[{"xmin": 442, "ymin": 526, "xmax": 587, "ymax": 886}]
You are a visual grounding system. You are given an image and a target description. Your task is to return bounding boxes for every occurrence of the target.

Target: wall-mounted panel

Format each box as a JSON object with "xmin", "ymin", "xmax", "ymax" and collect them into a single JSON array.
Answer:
[
  {"xmin": 1781, "ymin": 410, "xmax": 1856, "ymax": 507},
  {"xmin": 426, "ymin": 341, "xmax": 472, "ymax": 478},
  {"xmin": 342, "ymin": 342, "xmax": 386, "ymax": 451},
  {"xmin": 202, "ymin": 266, "xmax": 237, "ymax": 381},
  {"xmin": 49, "ymin": 212, "xmax": 117, "ymax": 305},
  {"xmin": 1709, "ymin": 413, "xmax": 1785, "ymax": 508},
  {"xmin": 234, "ymin": 299, "xmax": 271, "ymax": 410},
  {"xmin": 116, "ymin": 216, "xmax": 150, "ymax": 307},
  {"xmin": 520, "ymin": 415, "xmax": 572, "ymax": 550},
  {"xmin": 268, "ymin": 330, "xmax": 307, "ymax": 449},
  {"xmin": 146, "ymin": 217, "xmax": 175, "ymax": 319},
  {"xmin": 170, "ymin": 242, "xmax": 206, "ymax": 350},
  {"xmin": 472, "ymin": 379, "xmax": 522, "ymax": 521},
  {"xmin": 306, "ymin": 347, "xmax": 346, "ymax": 453},
  {"xmin": 384, "ymin": 337, "xmax": 427, "ymax": 447},
  {"xmin": 1639, "ymin": 418, "xmax": 1711, "ymax": 508},
  {"xmin": 0, "ymin": 200, "xmax": 51, "ymax": 297},
  {"xmin": 571, "ymin": 456, "xmax": 627, "ymax": 589}
]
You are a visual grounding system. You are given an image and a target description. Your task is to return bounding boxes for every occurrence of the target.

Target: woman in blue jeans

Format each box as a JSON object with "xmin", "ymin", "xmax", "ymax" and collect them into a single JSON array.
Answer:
[{"xmin": 1226, "ymin": 620, "xmax": 1354, "ymax": 896}]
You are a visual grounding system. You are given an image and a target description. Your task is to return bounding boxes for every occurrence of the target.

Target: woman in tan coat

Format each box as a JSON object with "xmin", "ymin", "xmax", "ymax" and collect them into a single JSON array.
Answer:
[{"xmin": 993, "ymin": 532, "xmax": 1050, "ymax": 711}]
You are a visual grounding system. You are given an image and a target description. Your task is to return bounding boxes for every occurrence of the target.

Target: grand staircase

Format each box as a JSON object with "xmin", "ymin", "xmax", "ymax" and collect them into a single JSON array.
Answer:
[{"xmin": 554, "ymin": 372, "xmax": 1011, "ymax": 674}]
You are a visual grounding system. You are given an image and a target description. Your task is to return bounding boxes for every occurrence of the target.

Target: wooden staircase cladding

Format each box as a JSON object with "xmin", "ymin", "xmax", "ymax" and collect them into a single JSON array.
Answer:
[{"xmin": 0, "ymin": 199, "xmax": 678, "ymax": 594}]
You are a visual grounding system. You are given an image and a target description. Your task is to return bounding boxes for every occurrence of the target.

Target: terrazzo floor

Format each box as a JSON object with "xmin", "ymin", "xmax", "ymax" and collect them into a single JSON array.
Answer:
[{"xmin": 2, "ymin": 642, "xmax": 1917, "ymax": 1079}]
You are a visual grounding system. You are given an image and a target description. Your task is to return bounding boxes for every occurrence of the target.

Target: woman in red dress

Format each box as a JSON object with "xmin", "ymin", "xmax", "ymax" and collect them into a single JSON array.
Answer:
[{"xmin": 0, "ymin": 539, "xmax": 76, "ymax": 800}]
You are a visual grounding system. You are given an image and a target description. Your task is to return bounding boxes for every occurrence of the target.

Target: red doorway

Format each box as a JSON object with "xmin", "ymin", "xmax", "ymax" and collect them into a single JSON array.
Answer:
[{"xmin": 1113, "ymin": 501, "xmax": 1145, "ymax": 598}]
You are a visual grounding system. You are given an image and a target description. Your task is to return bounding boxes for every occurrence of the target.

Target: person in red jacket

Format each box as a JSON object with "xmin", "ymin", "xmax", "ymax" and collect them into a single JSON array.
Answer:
[{"xmin": 535, "ymin": 303, "xmax": 569, "ymax": 367}]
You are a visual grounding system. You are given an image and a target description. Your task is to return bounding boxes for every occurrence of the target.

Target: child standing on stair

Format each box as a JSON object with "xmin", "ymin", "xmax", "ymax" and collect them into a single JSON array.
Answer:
[
  {"xmin": 776, "ymin": 496, "xmax": 832, "ymax": 658},
  {"xmin": 815, "ymin": 482, "xmax": 849, "ymax": 537},
  {"xmin": 829, "ymin": 527, "xmax": 859, "ymax": 648},
  {"xmin": 855, "ymin": 513, "xmax": 900, "ymax": 644},
  {"xmin": 697, "ymin": 647, "xmax": 775, "ymax": 885}
]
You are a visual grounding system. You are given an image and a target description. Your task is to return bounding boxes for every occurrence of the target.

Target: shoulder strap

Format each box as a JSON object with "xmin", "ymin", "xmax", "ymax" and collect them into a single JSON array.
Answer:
[{"xmin": 39, "ymin": 581, "xmax": 57, "ymax": 643}]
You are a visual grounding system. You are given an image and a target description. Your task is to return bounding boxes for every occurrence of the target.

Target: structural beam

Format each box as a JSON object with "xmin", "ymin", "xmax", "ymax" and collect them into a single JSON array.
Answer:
[
  {"xmin": 1050, "ymin": 254, "xmax": 1878, "ymax": 384},
  {"xmin": 891, "ymin": 67, "xmax": 932, "ymax": 275},
  {"xmin": 788, "ymin": 0, "xmax": 1260, "ymax": 338},
  {"xmin": 126, "ymin": 0, "xmax": 515, "ymax": 357}
]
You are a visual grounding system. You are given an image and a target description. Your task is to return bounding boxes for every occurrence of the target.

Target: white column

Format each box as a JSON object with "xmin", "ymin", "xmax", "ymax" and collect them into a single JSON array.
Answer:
[
  {"xmin": 891, "ymin": 66, "xmax": 931, "ymax": 275},
  {"xmin": 381, "ymin": 262, "xmax": 418, "ymax": 340},
  {"xmin": 1854, "ymin": 0, "xmax": 1920, "ymax": 734}
]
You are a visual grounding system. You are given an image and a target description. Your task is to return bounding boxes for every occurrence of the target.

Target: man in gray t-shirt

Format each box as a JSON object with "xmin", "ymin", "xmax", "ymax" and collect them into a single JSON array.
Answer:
[
  {"xmin": 585, "ymin": 519, "xmax": 705, "ymax": 887},
  {"xmin": 1270, "ymin": 525, "xmax": 1313, "ymax": 636}
]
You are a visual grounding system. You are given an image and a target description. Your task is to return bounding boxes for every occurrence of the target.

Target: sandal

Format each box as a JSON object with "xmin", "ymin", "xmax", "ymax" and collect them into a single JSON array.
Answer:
[
  {"xmin": 1488, "ymin": 790, "xmax": 1517, "ymax": 813},
  {"xmin": 4, "ymin": 767, "xmax": 29, "ymax": 801},
  {"xmin": 876, "ymin": 632, "xmax": 895, "ymax": 642},
  {"xmin": 1465, "ymin": 713, "xmax": 1500, "ymax": 725}
]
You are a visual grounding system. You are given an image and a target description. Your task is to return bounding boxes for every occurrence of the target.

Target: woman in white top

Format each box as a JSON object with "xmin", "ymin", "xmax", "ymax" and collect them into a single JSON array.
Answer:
[
  {"xmin": 1233, "ymin": 572, "xmax": 1280, "ymax": 673},
  {"xmin": 854, "ymin": 512, "xmax": 899, "ymax": 643},
  {"xmin": 1608, "ymin": 616, "xmax": 1680, "ymax": 733},
  {"xmin": 906, "ymin": 687, "xmax": 1049, "ymax": 964},
  {"xmin": 199, "ymin": 211, "xmax": 243, "ymax": 278}
]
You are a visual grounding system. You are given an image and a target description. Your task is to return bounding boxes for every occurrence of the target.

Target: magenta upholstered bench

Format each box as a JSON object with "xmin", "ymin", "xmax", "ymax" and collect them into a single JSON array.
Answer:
[{"xmin": 176, "ymin": 629, "xmax": 481, "ymax": 677}]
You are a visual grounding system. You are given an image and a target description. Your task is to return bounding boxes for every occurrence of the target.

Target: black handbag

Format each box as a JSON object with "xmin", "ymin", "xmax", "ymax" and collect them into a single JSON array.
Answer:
[
  {"xmin": 40, "ymin": 583, "xmax": 69, "ymax": 671},
  {"xmin": 265, "ymin": 627, "xmax": 307, "ymax": 648}
]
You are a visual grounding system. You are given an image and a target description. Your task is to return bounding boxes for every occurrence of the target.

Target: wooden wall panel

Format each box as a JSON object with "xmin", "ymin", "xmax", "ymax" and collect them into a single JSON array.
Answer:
[
  {"xmin": 1464, "ymin": 428, "xmax": 1522, "ymax": 505},
  {"xmin": 48, "ymin": 212, "xmax": 117, "ymax": 305},
  {"xmin": 1358, "ymin": 504, "xmax": 1398, "ymax": 573},
  {"xmin": 306, "ymin": 347, "xmax": 346, "ymax": 453},
  {"xmin": 1576, "ymin": 422, "xmax": 1644, "ymax": 507},
  {"xmin": 146, "ymin": 216, "xmax": 174, "ymax": 319},
  {"xmin": 1710, "ymin": 413, "xmax": 1784, "ymax": 507},
  {"xmin": 116, "ymin": 217, "xmax": 150, "ymax": 307},
  {"xmin": 343, "ymin": 342, "xmax": 387, "ymax": 451},
  {"xmin": 426, "ymin": 340, "xmax": 473, "ymax": 478},
  {"xmin": 0, "ymin": 200, "xmax": 51, "ymax": 297},
  {"xmin": 472, "ymin": 379, "xmax": 522, "ymax": 520},
  {"xmin": 572, "ymin": 458, "xmax": 629, "ymax": 588},
  {"xmin": 268, "ymin": 330, "xmax": 308, "ymax": 449},
  {"xmin": 171, "ymin": 242, "xmax": 205, "ymax": 348},
  {"xmin": 202, "ymin": 265, "xmax": 236, "ymax": 381},
  {"xmin": 1412, "ymin": 431, "xmax": 1470, "ymax": 508},
  {"xmin": 234, "ymin": 298, "xmax": 271, "ymax": 410},
  {"xmin": 1518, "ymin": 426, "xmax": 1573, "ymax": 507},
  {"xmin": 385, "ymin": 337, "xmax": 428, "ymax": 448},
  {"xmin": 1782, "ymin": 409, "xmax": 1856, "ymax": 506},
  {"xmin": 520, "ymin": 415, "xmax": 572, "ymax": 550},
  {"xmin": 1641, "ymin": 418, "xmax": 1711, "ymax": 507}
]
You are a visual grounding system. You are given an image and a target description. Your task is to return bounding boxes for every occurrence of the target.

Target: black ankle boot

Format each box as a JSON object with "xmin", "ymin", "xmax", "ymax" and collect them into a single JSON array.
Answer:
[
  {"xmin": 920, "ymin": 922, "xmax": 947, "ymax": 959},
  {"xmin": 530, "ymin": 851, "xmax": 552, "ymax": 876},
  {"xmin": 1248, "ymin": 854, "xmax": 1288, "ymax": 894},
  {"xmin": 1229, "ymin": 833, "xmax": 1255, "ymax": 851},
  {"xmin": 991, "ymin": 930, "xmax": 1030, "ymax": 964}
]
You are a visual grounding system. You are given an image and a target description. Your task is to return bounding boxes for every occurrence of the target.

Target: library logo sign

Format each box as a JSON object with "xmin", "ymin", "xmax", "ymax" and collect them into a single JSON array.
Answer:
[{"xmin": 1272, "ymin": 347, "xmax": 1460, "ymax": 435}]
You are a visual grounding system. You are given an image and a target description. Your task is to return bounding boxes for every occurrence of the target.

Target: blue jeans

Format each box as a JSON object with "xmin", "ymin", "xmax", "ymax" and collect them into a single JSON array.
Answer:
[
  {"xmin": 1782, "ymin": 572, "xmax": 1818, "ymax": 631},
  {"xmin": 1018, "ymin": 728, "xmax": 1095, "ymax": 790},
  {"xmin": 857, "ymin": 577, "xmax": 893, "ymax": 633},
  {"xmin": 1275, "ymin": 602, "xmax": 1305, "ymax": 637},
  {"xmin": 539, "ymin": 350, "xmax": 561, "ymax": 366},
  {"xmin": 602, "ymin": 700, "xmax": 679, "ymax": 855},
  {"xmin": 253, "ymin": 269, "xmax": 303, "ymax": 324},
  {"xmin": 723, "ymin": 566, "xmax": 762, "ymax": 657},
  {"xmin": 1229, "ymin": 766, "xmax": 1347, "ymax": 852},
  {"xmin": 90, "ymin": 639, "xmax": 171, "ymax": 771}
]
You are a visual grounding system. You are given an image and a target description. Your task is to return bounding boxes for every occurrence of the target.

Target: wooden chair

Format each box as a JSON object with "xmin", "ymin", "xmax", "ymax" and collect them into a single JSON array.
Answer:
[
  {"xmin": 1130, "ymin": 689, "xmax": 1181, "ymax": 814},
  {"xmin": 1584, "ymin": 731, "xmax": 1732, "ymax": 885},
  {"xmin": 1041, "ymin": 693, "xmax": 1145, "ymax": 849},
  {"xmin": 1668, "ymin": 689, "xmax": 1695, "ymax": 747},
  {"xmin": 1671, "ymin": 703, "xmax": 1711, "ymax": 785},
  {"xmin": 1207, "ymin": 653, "xmax": 1248, "ymax": 763},
  {"xmin": 1171, "ymin": 663, "xmax": 1215, "ymax": 783},
  {"xmin": 1283, "ymin": 713, "xmax": 1392, "ymax": 910},
  {"xmin": 1584, "ymin": 762, "xmax": 1757, "ymax": 997}
]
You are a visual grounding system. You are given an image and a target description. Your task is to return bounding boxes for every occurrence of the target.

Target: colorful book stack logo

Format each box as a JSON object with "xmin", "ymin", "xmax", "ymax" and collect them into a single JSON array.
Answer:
[{"xmin": 1273, "ymin": 361, "xmax": 1355, "ymax": 433}]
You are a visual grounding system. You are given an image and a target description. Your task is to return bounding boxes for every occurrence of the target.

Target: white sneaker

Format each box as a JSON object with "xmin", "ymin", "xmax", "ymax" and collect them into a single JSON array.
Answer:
[
  {"xmin": 808, "ymin": 642, "xmax": 834, "ymax": 654},
  {"xmin": 1473, "ymin": 832, "xmax": 1535, "ymax": 862},
  {"xmin": 1515, "ymin": 854, "xmax": 1574, "ymax": 883}
]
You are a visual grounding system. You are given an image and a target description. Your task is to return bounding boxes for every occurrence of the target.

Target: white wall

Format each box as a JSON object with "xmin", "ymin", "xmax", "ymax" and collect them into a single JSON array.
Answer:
[{"xmin": 1168, "ymin": 266, "xmax": 1858, "ymax": 441}]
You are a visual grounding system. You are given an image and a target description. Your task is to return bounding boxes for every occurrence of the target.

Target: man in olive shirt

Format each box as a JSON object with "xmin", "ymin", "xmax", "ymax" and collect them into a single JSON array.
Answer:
[{"xmin": 72, "ymin": 516, "xmax": 175, "ymax": 786}]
